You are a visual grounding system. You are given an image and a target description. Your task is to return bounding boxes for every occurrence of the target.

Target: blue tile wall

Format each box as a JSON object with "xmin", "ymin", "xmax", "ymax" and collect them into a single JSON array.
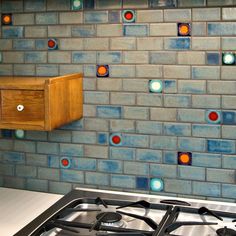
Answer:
[
  {"xmin": 136, "ymin": 177, "xmax": 149, "ymax": 190},
  {"xmin": 207, "ymin": 139, "xmax": 235, "ymax": 154},
  {"xmin": 97, "ymin": 106, "xmax": 122, "ymax": 118},
  {"xmin": 164, "ymin": 38, "xmax": 191, "ymax": 50},
  {"xmin": 206, "ymin": 52, "xmax": 220, "ymax": 65},
  {"xmin": 0, "ymin": 0, "xmax": 236, "ymax": 203},
  {"xmin": 2, "ymin": 27, "xmax": 24, "ymax": 38},
  {"xmin": 84, "ymin": 11, "xmax": 108, "ymax": 23},
  {"xmin": 123, "ymin": 25, "xmax": 149, "ymax": 37},
  {"xmin": 208, "ymin": 23, "xmax": 236, "ymax": 36}
]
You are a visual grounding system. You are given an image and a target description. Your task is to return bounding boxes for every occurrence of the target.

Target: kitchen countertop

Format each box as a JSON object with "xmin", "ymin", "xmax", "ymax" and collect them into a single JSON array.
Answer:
[{"xmin": 0, "ymin": 187, "xmax": 62, "ymax": 236}]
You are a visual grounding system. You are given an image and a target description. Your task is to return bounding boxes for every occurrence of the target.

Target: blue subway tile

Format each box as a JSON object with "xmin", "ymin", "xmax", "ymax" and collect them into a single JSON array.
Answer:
[
  {"xmin": 84, "ymin": 11, "xmax": 108, "ymax": 23},
  {"xmin": 77, "ymin": 158, "xmax": 96, "ymax": 171},
  {"xmin": 61, "ymin": 169, "xmax": 84, "ymax": 183},
  {"xmin": 163, "ymin": 151, "xmax": 177, "ymax": 164},
  {"xmin": 49, "ymin": 181, "xmax": 72, "ymax": 195},
  {"xmin": 222, "ymin": 184, "xmax": 236, "ymax": 199},
  {"xmin": 16, "ymin": 165, "xmax": 37, "ymax": 178},
  {"xmin": 60, "ymin": 143, "xmax": 83, "ymax": 156},
  {"xmin": 13, "ymin": 39, "xmax": 34, "ymax": 50},
  {"xmin": 223, "ymin": 155, "xmax": 236, "ymax": 169},
  {"xmin": 2, "ymin": 27, "xmax": 24, "ymax": 38},
  {"xmin": 27, "ymin": 179, "xmax": 48, "ymax": 192},
  {"xmin": 98, "ymin": 160, "xmax": 122, "ymax": 173},
  {"xmin": 150, "ymin": 164, "xmax": 177, "ymax": 178},
  {"xmin": 192, "ymin": 66, "xmax": 220, "ymax": 80},
  {"xmin": 72, "ymin": 26, "xmax": 96, "ymax": 37},
  {"xmin": 97, "ymin": 133, "xmax": 108, "ymax": 145},
  {"xmin": 207, "ymin": 168, "xmax": 235, "ymax": 183},
  {"xmin": 110, "ymin": 147, "xmax": 135, "ymax": 160},
  {"xmin": 123, "ymin": 25, "xmax": 148, "ymax": 37},
  {"xmin": 47, "ymin": 155, "xmax": 60, "ymax": 168},
  {"xmin": 47, "ymin": 0, "xmax": 70, "ymax": 11},
  {"xmin": 124, "ymin": 162, "xmax": 149, "ymax": 175},
  {"xmin": 84, "ymin": 0, "xmax": 95, "ymax": 9},
  {"xmin": 193, "ymin": 181, "xmax": 221, "ymax": 197},
  {"xmin": 207, "ymin": 52, "xmax": 220, "ymax": 65},
  {"xmin": 164, "ymin": 123, "xmax": 191, "ymax": 136},
  {"xmin": 35, "ymin": 39, "xmax": 47, "ymax": 50},
  {"xmin": 136, "ymin": 121, "xmax": 162, "ymax": 135},
  {"xmin": 72, "ymin": 131, "xmax": 96, "ymax": 144},
  {"xmin": 85, "ymin": 172, "xmax": 109, "ymax": 186},
  {"xmin": 164, "ymin": 80, "xmax": 177, "ymax": 93},
  {"xmin": 136, "ymin": 177, "xmax": 149, "ymax": 190},
  {"xmin": 111, "ymin": 174, "xmax": 135, "ymax": 188},
  {"xmin": 2, "ymin": 152, "xmax": 25, "ymax": 164},
  {"xmin": 97, "ymin": 106, "xmax": 122, "ymax": 118},
  {"xmin": 165, "ymin": 38, "xmax": 190, "ymax": 50},
  {"xmin": 207, "ymin": 139, "xmax": 235, "ymax": 154},
  {"xmin": 1, "ymin": 130, "xmax": 13, "ymax": 138},
  {"xmin": 3, "ymin": 176, "xmax": 25, "ymax": 188},
  {"xmin": 178, "ymin": 0, "xmax": 205, "ymax": 7},
  {"xmin": 26, "ymin": 153, "xmax": 47, "ymax": 167},
  {"xmin": 192, "ymin": 124, "xmax": 220, "ymax": 138},
  {"xmin": 0, "ymin": 164, "xmax": 14, "ymax": 176},
  {"xmin": 122, "ymin": 134, "xmax": 149, "ymax": 148},
  {"xmin": 178, "ymin": 137, "xmax": 206, "ymax": 152},
  {"xmin": 36, "ymin": 64, "xmax": 59, "ymax": 76},
  {"xmin": 178, "ymin": 166, "xmax": 205, "ymax": 181},
  {"xmin": 165, "ymin": 179, "xmax": 191, "ymax": 194},
  {"xmin": 36, "ymin": 13, "xmax": 58, "ymax": 24},
  {"xmin": 97, "ymin": 52, "xmax": 122, "ymax": 64},
  {"xmin": 25, "ymin": 0, "xmax": 46, "ymax": 11},
  {"xmin": 150, "ymin": 0, "xmax": 177, "ymax": 7},
  {"xmin": 72, "ymin": 52, "xmax": 96, "ymax": 64},
  {"xmin": 136, "ymin": 149, "xmax": 162, "ymax": 163},
  {"xmin": 37, "ymin": 142, "xmax": 59, "ymax": 155},
  {"xmin": 192, "ymin": 153, "xmax": 221, "ymax": 168},
  {"xmin": 109, "ymin": 11, "xmax": 121, "ymax": 23},
  {"xmin": 38, "ymin": 167, "xmax": 60, "ymax": 181},
  {"xmin": 208, "ymin": 23, "xmax": 236, "ymax": 36},
  {"xmin": 2, "ymin": 1, "xmax": 23, "ymax": 12},
  {"xmin": 60, "ymin": 120, "xmax": 84, "ymax": 130},
  {"xmin": 25, "ymin": 52, "xmax": 46, "ymax": 63},
  {"xmin": 164, "ymin": 95, "xmax": 191, "ymax": 107},
  {"xmin": 14, "ymin": 140, "xmax": 36, "ymax": 153},
  {"xmin": 151, "ymin": 136, "xmax": 177, "ymax": 150},
  {"xmin": 222, "ymin": 111, "xmax": 236, "ymax": 125}
]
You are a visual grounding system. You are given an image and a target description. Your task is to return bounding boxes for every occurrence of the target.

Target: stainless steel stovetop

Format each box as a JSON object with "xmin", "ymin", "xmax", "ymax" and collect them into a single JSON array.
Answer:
[{"xmin": 14, "ymin": 188, "xmax": 236, "ymax": 236}]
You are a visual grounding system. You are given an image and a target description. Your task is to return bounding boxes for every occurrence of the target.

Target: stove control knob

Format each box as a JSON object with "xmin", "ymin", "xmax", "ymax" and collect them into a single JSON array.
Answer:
[{"xmin": 17, "ymin": 104, "xmax": 24, "ymax": 112}]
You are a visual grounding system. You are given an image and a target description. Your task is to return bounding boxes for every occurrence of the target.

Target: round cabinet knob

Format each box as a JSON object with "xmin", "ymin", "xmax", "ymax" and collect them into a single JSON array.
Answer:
[{"xmin": 17, "ymin": 104, "xmax": 24, "ymax": 112}]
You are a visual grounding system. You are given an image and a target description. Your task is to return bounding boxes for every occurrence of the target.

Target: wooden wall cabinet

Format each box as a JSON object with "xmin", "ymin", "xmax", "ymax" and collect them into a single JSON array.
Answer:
[{"xmin": 0, "ymin": 73, "xmax": 83, "ymax": 131}]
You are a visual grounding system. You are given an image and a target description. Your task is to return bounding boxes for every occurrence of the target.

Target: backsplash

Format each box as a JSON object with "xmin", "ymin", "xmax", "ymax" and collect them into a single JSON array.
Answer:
[{"xmin": 0, "ymin": 0, "xmax": 236, "ymax": 202}]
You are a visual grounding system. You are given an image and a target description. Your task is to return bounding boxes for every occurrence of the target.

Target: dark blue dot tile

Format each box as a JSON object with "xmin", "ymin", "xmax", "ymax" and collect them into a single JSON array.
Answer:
[
  {"xmin": 97, "ymin": 133, "xmax": 108, "ymax": 144},
  {"xmin": 1, "ymin": 129, "xmax": 13, "ymax": 138},
  {"xmin": 136, "ymin": 177, "xmax": 149, "ymax": 190},
  {"xmin": 207, "ymin": 52, "xmax": 220, "ymax": 65},
  {"xmin": 222, "ymin": 111, "xmax": 236, "ymax": 125},
  {"xmin": 84, "ymin": 0, "xmax": 95, "ymax": 9}
]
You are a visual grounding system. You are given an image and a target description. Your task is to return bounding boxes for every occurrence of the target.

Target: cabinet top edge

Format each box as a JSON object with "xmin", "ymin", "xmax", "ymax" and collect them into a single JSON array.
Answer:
[{"xmin": 0, "ymin": 73, "xmax": 83, "ymax": 89}]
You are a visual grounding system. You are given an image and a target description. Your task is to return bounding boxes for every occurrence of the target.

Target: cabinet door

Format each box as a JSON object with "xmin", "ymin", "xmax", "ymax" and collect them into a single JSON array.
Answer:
[{"xmin": 1, "ymin": 90, "xmax": 45, "ymax": 124}]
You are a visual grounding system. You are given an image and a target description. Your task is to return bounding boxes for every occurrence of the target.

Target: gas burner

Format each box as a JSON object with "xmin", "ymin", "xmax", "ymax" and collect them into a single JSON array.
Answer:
[
  {"xmin": 96, "ymin": 212, "xmax": 124, "ymax": 227},
  {"xmin": 216, "ymin": 227, "xmax": 236, "ymax": 236}
]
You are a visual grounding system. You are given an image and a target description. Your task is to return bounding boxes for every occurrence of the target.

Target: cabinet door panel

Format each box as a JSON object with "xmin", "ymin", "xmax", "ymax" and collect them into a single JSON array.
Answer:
[{"xmin": 1, "ymin": 90, "xmax": 45, "ymax": 123}]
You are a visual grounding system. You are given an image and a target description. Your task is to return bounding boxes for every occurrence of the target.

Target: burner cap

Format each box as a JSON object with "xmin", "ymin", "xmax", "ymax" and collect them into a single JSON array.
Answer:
[
  {"xmin": 216, "ymin": 227, "xmax": 236, "ymax": 236},
  {"xmin": 96, "ymin": 212, "xmax": 122, "ymax": 224}
]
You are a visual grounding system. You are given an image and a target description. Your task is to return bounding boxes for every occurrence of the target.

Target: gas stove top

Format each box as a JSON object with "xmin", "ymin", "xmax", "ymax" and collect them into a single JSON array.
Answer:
[{"xmin": 14, "ymin": 188, "xmax": 236, "ymax": 236}]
